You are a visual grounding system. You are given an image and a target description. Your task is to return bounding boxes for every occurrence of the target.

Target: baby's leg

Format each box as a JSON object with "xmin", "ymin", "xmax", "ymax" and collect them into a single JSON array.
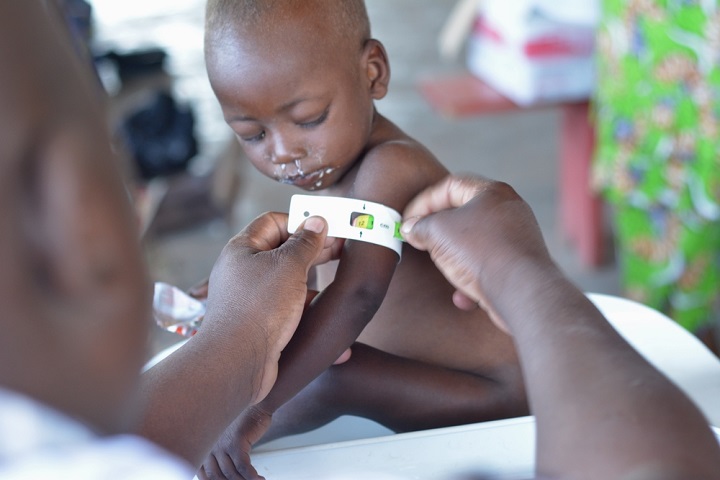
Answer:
[
  {"xmin": 258, "ymin": 369, "xmax": 345, "ymax": 444},
  {"xmin": 260, "ymin": 342, "xmax": 527, "ymax": 443}
]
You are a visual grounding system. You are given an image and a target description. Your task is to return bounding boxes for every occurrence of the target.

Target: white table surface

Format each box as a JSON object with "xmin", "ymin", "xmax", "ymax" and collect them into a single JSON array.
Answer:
[
  {"xmin": 253, "ymin": 416, "xmax": 536, "ymax": 479},
  {"xmin": 248, "ymin": 294, "xmax": 720, "ymax": 479}
]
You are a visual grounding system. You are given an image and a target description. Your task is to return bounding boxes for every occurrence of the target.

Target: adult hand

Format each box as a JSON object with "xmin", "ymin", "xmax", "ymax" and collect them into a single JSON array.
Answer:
[
  {"xmin": 401, "ymin": 175, "xmax": 558, "ymax": 333},
  {"xmin": 201, "ymin": 213, "xmax": 340, "ymax": 406},
  {"xmin": 139, "ymin": 213, "xmax": 344, "ymax": 467}
]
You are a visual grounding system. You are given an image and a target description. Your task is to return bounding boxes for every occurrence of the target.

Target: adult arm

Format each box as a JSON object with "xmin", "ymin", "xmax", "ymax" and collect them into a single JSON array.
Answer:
[
  {"xmin": 402, "ymin": 175, "xmax": 720, "ymax": 480},
  {"xmin": 137, "ymin": 214, "xmax": 337, "ymax": 467}
]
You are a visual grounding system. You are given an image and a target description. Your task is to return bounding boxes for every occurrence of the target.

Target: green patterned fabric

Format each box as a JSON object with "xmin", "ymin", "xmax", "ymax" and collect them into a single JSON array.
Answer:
[{"xmin": 594, "ymin": 0, "xmax": 720, "ymax": 331}]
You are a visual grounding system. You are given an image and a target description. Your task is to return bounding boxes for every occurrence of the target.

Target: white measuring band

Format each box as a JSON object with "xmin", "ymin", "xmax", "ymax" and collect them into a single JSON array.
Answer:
[{"xmin": 288, "ymin": 194, "xmax": 404, "ymax": 257}]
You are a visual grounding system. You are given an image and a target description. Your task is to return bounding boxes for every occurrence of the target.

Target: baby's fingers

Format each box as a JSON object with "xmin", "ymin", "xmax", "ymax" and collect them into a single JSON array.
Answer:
[
  {"xmin": 188, "ymin": 278, "xmax": 209, "ymax": 300},
  {"xmin": 198, "ymin": 464, "xmax": 209, "ymax": 480},
  {"xmin": 216, "ymin": 452, "xmax": 248, "ymax": 480},
  {"xmin": 198, "ymin": 454, "xmax": 234, "ymax": 480},
  {"xmin": 230, "ymin": 449, "xmax": 264, "ymax": 480}
]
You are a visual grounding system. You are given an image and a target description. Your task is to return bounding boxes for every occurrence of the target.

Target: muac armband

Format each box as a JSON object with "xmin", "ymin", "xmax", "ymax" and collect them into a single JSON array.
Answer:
[{"xmin": 287, "ymin": 194, "xmax": 404, "ymax": 257}]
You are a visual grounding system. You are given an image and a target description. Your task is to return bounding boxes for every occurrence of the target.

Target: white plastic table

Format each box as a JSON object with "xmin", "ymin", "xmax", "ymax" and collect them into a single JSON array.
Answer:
[{"xmin": 246, "ymin": 294, "xmax": 720, "ymax": 479}]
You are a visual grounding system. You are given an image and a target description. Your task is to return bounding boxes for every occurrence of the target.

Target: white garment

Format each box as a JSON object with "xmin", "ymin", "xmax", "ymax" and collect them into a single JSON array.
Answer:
[{"xmin": 0, "ymin": 388, "xmax": 194, "ymax": 479}]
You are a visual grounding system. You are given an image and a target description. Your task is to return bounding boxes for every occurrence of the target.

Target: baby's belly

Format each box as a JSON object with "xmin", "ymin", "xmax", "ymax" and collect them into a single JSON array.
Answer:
[{"xmin": 356, "ymin": 249, "xmax": 517, "ymax": 375}]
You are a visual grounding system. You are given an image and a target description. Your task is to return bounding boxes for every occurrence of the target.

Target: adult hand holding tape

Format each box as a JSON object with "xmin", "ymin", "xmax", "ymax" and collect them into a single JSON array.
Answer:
[{"xmin": 288, "ymin": 194, "xmax": 404, "ymax": 257}]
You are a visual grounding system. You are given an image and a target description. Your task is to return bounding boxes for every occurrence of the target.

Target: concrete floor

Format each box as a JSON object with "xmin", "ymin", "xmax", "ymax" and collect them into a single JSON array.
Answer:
[{"xmin": 91, "ymin": 0, "xmax": 621, "ymax": 356}]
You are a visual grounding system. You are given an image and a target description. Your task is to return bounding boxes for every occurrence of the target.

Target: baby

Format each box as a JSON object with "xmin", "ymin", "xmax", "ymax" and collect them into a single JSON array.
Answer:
[{"xmin": 202, "ymin": 0, "xmax": 527, "ymax": 477}]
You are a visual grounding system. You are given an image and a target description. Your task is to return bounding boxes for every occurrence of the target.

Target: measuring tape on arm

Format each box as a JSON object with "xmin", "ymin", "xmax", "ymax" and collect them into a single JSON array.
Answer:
[{"xmin": 287, "ymin": 194, "xmax": 405, "ymax": 257}]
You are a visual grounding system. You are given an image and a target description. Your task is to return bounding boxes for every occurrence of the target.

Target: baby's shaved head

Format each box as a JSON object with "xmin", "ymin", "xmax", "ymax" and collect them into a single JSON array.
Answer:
[{"xmin": 205, "ymin": 0, "xmax": 371, "ymax": 52}]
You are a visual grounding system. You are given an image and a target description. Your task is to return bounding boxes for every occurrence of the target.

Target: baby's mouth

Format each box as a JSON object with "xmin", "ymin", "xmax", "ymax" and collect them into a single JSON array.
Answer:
[
  {"xmin": 276, "ymin": 161, "xmax": 336, "ymax": 188},
  {"xmin": 278, "ymin": 168, "xmax": 323, "ymax": 187}
]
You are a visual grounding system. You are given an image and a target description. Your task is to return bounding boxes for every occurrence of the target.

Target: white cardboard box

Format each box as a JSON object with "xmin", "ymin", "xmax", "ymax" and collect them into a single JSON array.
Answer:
[{"xmin": 467, "ymin": 0, "xmax": 598, "ymax": 105}]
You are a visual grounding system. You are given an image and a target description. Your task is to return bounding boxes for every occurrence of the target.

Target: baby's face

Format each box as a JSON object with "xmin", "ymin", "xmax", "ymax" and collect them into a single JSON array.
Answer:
[{"xmin": 208, "ymin": 27, "xmax": 376, "ymax": 191}]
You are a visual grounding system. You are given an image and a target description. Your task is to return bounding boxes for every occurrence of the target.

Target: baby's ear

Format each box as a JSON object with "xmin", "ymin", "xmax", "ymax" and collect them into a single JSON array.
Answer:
[{"xmin": 363, "ymin": 39, "xmax": 390, "ymax": 100}]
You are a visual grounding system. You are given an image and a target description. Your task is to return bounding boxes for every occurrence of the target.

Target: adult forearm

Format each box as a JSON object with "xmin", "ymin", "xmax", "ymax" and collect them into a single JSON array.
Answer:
[
  {"xmin": 402, "ymin": 174, "xmax": 720, "ymax": 478},
  {"xmin": 136, "ymin": 328, "xmax": 263, "ymax": 467},
  {"xmin": 492, "ymin": 264, "xmax": 720, "ymax": 479}
]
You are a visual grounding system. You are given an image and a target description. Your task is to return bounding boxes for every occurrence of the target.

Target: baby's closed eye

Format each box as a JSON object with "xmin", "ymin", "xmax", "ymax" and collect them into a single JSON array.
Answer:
[{"xmin": 297, "ymin": 108, "xmax": 329, "ymax": 128}]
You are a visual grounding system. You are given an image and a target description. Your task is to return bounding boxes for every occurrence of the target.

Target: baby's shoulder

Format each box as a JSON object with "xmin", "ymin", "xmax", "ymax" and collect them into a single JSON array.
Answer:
[
  {"xmin": 363, "ymin": 137, "xmax": 438, "ymax": 171},
  {"xmin": 351, "ymin": 138, "xmax": 448, "ymax": 211}
]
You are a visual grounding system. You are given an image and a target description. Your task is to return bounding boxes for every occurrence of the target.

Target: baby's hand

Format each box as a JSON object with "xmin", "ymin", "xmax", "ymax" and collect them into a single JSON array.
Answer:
[
  {"xmin": 187, "ymin": 279, "xmax": 209, "ymax": 300},
  {"xmin": 198, "ymin": 406, "xmax": 272, "ymax": 480}
]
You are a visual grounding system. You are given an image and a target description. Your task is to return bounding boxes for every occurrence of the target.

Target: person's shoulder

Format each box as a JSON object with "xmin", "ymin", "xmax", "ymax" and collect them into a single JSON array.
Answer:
[
  {"xmin": 363, "ymin": 115, "xmax": 444, "ymax": 171},
  {"xmin": 364, "ymin": 134, "xmax": 440, "ymax": 173},
  {"xmin": 351, "ymin": 126, "xmax": 447, "ymax": 211}
]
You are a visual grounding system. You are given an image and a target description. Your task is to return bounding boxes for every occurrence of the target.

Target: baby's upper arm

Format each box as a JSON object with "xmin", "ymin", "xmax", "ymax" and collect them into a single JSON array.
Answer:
[
  {"xmin": 329, "ymin": 140, "xmax": 447, "ymax": 292},
  {"xmin": 348, "ymin": 140, "xmax": 448, "ymax": 214}
]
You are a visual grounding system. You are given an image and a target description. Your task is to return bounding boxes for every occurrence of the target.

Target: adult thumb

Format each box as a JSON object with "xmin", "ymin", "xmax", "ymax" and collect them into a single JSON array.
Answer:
[
  {"xmin": 401, "ymin": 215, "xmax": 438, "ymax": 253},
  {"xmin": 279, "ymin": 216, "xmax": 328, "ymax": 271}
]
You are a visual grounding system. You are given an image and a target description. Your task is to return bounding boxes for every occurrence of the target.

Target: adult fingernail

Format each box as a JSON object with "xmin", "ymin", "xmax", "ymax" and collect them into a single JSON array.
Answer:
[
  {"xmin": 401, "ymin": 216, "xmax": 420, "ymax": 235},
  {"xmin": 303, "ymin": 216, "xmax": 325, "ymax": 234}
]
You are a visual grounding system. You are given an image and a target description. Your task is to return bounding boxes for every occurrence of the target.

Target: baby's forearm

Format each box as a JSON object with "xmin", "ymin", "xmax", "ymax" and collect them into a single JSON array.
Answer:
[{"xmin": 259, "ymin": 272, "xmax": 392, "ymax": 413}]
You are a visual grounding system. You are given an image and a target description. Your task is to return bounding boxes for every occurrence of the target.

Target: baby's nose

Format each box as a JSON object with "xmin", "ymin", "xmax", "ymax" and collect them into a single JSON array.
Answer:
[{"xmin": 269, "ymin": 135, "xmax": 305, "ymax": 164}]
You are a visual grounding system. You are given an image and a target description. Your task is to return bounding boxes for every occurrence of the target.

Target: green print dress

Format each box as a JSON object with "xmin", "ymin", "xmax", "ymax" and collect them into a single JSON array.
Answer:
[{"xmin": 594, "ymin": 0, "xmax": 720, "ymax": 333}]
